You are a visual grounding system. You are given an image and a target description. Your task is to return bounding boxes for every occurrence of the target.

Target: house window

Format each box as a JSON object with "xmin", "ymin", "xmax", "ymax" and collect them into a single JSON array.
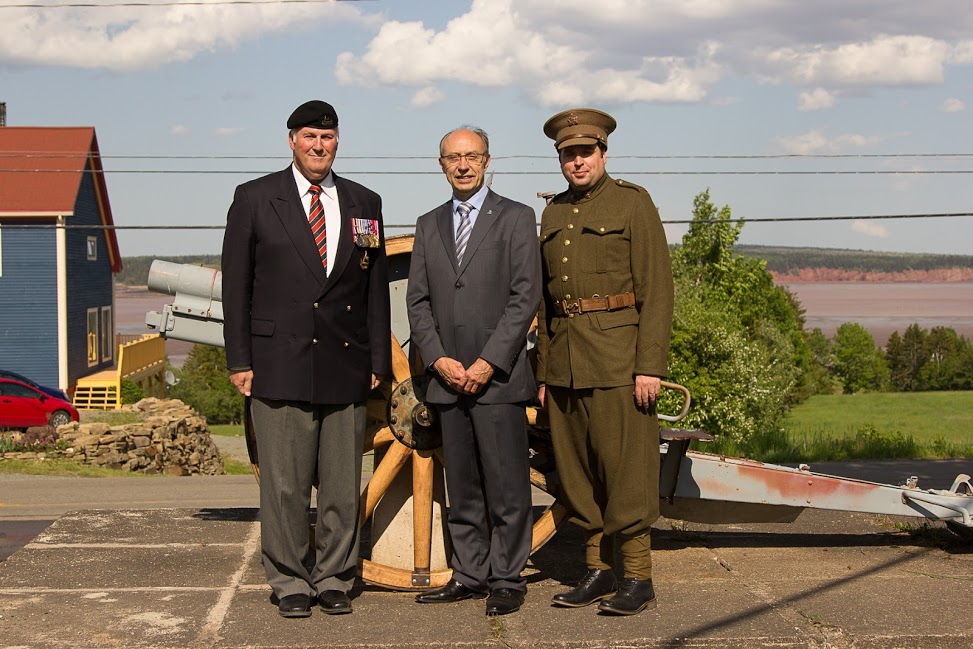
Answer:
[
  {"xmin": 100, "ymin": 306, "xmax": 113, "ymax": 363},
  {"xmin": 87, "ymin": 236, "xmax": 97, "ymax": 261},
  {"xmin": 87, "ymin": 308, "xmax": 99, "ymax": 366}
]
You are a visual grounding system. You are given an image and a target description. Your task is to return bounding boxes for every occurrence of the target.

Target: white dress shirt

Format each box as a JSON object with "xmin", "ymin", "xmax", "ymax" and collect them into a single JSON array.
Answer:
[{"xmin": 292, "ymin": 164, "xmax": 342, "ymax": 276}]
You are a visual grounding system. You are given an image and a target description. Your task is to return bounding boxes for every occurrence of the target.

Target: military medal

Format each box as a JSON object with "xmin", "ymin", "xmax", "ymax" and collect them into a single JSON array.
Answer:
[
  {"xmin": 360, "ymin": 250, "xmax": 370, "ymax": 269},
  {"xmin": 351, "ymin": 218, "xmax": 380, "ymax": 248}
]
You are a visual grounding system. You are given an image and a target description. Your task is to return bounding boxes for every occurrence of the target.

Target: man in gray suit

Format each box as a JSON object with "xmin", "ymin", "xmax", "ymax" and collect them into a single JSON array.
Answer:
[{"xmin": 406, "ymin": 126, "xmax": 541, "ymax": 616}]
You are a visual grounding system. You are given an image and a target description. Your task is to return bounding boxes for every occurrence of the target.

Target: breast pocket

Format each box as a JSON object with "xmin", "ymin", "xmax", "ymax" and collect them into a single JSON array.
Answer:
[
  {"xmin": 539, "ymin": 226, "xmax": 564, "ymax": 277},
  {"xmin": 581, "ymin": 218, "xmax": 629, "ymax": 273}
]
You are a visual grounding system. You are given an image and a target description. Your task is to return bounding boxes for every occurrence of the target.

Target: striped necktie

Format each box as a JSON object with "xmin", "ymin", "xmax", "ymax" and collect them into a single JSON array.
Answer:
[
  {"xmin": 308, "ymin": 185, "xmax": 327, "ymax": 270},
  {"xmin": 455, "ymin": 201, "xmax": 473, "ymax": 265}
]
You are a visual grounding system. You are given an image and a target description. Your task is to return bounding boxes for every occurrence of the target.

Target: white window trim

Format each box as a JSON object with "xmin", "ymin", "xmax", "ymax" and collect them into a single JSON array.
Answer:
[
  {"xmin": 86, "ymin": 236, "xmax": 97, "ymax": 261},
  {"xmin": 86, "ymin": 307, "xmax": 99, "ymax": 367},
  {"xmin": 100, "ymin": 306, "xmax": 113, "ymax": 363}
]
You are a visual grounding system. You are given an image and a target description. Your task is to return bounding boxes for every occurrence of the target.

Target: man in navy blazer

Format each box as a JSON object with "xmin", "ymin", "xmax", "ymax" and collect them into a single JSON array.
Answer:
[
  {"xmin": 406, "ymin": 126, "xmax": 541, "ymax": 616},
  {"xmin": 222, "ymin": 100, "xmax": 391, "ymax": 618}
]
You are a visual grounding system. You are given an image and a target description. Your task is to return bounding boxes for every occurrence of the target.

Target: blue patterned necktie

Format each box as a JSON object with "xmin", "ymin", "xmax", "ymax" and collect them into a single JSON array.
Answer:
[{"xmin": 455, "ymin": 201, "xmax": 473, "ymax": 265}]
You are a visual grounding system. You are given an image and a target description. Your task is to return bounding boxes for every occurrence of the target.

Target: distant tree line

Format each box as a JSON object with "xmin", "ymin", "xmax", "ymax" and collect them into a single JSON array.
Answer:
[
  {"xmin": 736, "ymin": 245, "xmax": 973, "ymax": 274},
  {"xmin": 808, "ymin": 323, "xmax": 973, "ymax": 395}
]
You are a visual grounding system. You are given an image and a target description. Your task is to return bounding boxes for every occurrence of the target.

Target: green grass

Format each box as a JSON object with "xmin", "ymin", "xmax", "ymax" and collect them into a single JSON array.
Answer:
[
  {"xmin": 0, "ymin": 458, "xmax": 161, "ymax": 477},
  {"xmin": 209, "ymin": 424, "xmax": 245, "ymax": 437},
  {"xmin": 736, "ymin": 391, "xmax": 973, "ymax": 463}
]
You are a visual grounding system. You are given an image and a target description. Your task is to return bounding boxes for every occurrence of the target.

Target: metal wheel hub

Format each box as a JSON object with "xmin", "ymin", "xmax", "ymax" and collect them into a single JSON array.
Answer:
[{"xmin": 387, "ymin": 376, "xmax": 442, "ymax": 450}]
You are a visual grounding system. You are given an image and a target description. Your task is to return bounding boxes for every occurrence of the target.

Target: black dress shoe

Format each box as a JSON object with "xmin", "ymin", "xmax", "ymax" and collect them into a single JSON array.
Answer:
[
  {"xmin": 415, "ymin": 579, "xmax": 487, "ymax": 604},
  {"xmin": 277, "ymin": 593, "xmax": 312, "ymax": 618},
  {"xmin": 486, "ymin": 588, "xmax": 525, "ymax": 616},
  {"xmin": 552, "ymin": 568, "xmax": 618, "ymax": 608},
  {"xmin": 318, "ymin": 590, "xmax": 353, "ymax": 615},
  {"xmin": 597, "ymin": 577, "xmax": 657, "ymax": 615}
]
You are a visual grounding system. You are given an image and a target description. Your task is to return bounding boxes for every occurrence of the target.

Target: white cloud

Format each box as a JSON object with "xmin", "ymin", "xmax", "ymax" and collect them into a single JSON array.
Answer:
[
  {"xmin": 943, "ymin": 98, "xmax": 966, "ymax": 112},
  {"xmin": 851, "ymin": 220, "xmax": 890, "ymax": 239},
  {"xmin": 776, "ymin": 129, "xmax": 884, "ymax": 154},
  {"xmin": 410, "ymin": 87, "xmax": 445, "ymax": 108},
  {"xmin": 0, "ymin": 2, "xmax": 373, "ymax": 71},
  {"xmin": 799, "ymin": 88, "xmax": 835, "ymax": 111},
  {"xmin": 215, "ymin": 127, "xmax": 245, "ymax": 136},
  {"xmin": 170, "ymin": 124, "xmax": 189, "ymax": 136}
]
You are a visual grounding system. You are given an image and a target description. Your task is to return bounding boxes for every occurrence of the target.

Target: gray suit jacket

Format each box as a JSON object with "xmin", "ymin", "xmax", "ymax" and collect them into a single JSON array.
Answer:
[{"xmin": 406, "ymin": 189, "xmax": 541, "ymax": 405}]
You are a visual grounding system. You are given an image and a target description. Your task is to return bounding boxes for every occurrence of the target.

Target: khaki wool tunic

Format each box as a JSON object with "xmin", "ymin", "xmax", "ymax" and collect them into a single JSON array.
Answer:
[
  {"xmin": 535, "ymin": 174, "xmax": 674, "ymax": 388},
  {"xmin": 535, "ymin": 173, "xmax": 675, "ymax": 544}
]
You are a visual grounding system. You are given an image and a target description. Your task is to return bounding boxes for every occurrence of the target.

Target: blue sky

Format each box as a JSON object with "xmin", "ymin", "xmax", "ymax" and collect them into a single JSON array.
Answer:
[{"xmin": 2, "ymin": 0, "xmax": 972, "ymax": 257}]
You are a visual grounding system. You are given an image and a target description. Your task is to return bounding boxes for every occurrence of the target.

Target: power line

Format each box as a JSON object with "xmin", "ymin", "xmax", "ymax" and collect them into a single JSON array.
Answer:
[
  {"xmin": 0, "ymin": 0, "xmax": 368, "ymax": 8},
  {"xmin": 3, "ymin": 152, "xmax": 973, "ymax": 161},
  {"xmin": 4, "ymin": 168, "xmax": 973, "ymax": 176},
  {"xmin": 3, "ymin": 212, "xmax": 972, "ymax": 231}
]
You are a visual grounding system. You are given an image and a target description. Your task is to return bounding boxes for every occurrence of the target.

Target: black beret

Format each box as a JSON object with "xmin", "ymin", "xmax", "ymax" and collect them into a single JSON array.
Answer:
[{"xmin": 286, "ymin": 100, "xmax": 339, "ymax": 130}]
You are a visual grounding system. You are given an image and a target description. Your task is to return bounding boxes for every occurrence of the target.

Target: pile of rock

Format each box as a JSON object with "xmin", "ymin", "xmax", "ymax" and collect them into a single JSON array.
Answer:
[{"xmin": 2, "ymin": 398, "xmax": 226, "ymax": 475}]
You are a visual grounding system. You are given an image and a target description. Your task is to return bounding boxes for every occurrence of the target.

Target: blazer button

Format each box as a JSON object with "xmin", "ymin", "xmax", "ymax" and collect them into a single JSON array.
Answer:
[
  {"xmin": 343, "ymin": 342, "xmax": 350, "ymax": 348},
  {"xmin": 455, "ymin": 281, "xmax": 462, "ymax": 289},
  {"xmin": 313, "ymin": 302, "xmax": 319, "ymax": 309},
  {"xmin": 346, "ymin": 305, "xmax": 352, "ymax": 311},
  {"xmin": 312, "ymin": 338, "xmax": 318, "ymax": 344}
]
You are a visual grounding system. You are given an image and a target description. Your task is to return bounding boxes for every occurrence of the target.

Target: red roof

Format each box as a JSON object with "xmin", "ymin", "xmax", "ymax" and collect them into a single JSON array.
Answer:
[{"xmin": 0, "ymin": 127, "xmax": 121, "ymax": 272}]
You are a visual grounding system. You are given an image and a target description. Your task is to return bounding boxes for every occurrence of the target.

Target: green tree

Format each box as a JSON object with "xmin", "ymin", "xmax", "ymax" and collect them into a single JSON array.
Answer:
[
  {"xmin": 662, "ymin": 189, "xmax": 807, "ymax": 445},
  {"xmin": 899, "ymin": 323, "xmax": 929, "ymax": 391},
  {"xmin": 805, "ymin": 327, "xmax": 836, "ymax": 394},
  {"xmin": 169, "ymin": 344, "xmax": 244, "ymax": 424},
  {"xmin": 885, "ymin": 330, "xmax": 908, "ymax": 389},
  {"xmin": 832, "ymin": 323, "xmax": 890, "ymax": 393},
  {"xmin": 917, "ymin": 327, "xmax": 973, "ymax": 391}
]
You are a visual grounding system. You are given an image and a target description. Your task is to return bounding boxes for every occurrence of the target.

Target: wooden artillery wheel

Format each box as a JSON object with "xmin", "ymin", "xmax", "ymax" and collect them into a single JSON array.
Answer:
[{"xmin": 244, "ymin": 234, "xmax": 569, "ymax": 590}]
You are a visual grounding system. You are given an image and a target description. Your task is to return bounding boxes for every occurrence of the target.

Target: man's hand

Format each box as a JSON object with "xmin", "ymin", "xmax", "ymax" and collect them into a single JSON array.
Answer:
[
  {"xmin": 229, "ymin": 369, "xmax": 254, "ymax": 397},
  {"xmin": 370, "ymin": 373, "xmax": 382, "ymax": 390},
  {"xmin": 434, "ymin": 357, "xmax": 469, "ymax": 393},
  {"xmin": 537, "ymin": 384, "xmax": 546, "ymax": 408},
  {"xmin": 634, "ymin": 374, "xmax": 661, "ymax": 413},
  {"xmin": 465, "ymin": 358, "xmax": 494, "ymax": 394}
]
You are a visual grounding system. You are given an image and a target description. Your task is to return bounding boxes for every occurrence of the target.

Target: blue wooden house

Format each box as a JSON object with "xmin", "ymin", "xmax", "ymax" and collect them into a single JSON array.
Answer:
[{"xmin": 0, "ymin": 127, "xmax": 122, "ymax": 396}]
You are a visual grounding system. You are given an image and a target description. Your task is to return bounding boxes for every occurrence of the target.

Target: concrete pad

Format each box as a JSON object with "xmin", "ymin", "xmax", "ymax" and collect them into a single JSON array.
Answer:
[{"xmin": 28, "ymin": 508, "xmax": 257, "ymax": 546}]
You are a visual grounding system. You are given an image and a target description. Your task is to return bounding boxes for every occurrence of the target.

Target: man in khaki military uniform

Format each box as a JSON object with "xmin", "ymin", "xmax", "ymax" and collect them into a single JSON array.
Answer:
[{"xmin": 535, "ymin": 108, "xmax": 674, "ymax": 616}]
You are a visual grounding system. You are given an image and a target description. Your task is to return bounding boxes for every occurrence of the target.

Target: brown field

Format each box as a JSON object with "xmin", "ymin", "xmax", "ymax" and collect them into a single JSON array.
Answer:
[
  {"xmin": 115, "ymin": 281, "xmax": 973, "ymax": 367},
  {"xmin": 782, "ymin": 281, "xmax": 973, "ymax": 346}
]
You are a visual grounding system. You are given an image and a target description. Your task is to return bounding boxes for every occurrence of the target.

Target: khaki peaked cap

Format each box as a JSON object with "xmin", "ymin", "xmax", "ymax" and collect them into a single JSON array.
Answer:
[{"xmin": 543, "ymin": 108, "xmax": 617, "ymax": 150}]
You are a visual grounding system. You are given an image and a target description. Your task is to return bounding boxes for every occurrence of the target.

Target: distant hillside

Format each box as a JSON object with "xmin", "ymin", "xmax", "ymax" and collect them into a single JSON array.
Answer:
[
  {"xmin": 117, "ymin": 247, "xmax": 973, "ymax": 286},
  {"xmin": 736, "ymin": 245, "xmax": 973, "ymax": 274}
]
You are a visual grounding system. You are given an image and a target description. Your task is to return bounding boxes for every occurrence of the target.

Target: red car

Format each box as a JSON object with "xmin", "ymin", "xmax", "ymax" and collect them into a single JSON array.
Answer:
[{"xmin": 0, "ymin": 378, "xmax": 80, "ymax": 432}]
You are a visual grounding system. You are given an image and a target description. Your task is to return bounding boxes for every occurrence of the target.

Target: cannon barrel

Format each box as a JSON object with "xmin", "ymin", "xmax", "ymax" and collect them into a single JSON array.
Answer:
[{"xmin": 144, "ymin": 260, "xmax": 225, "ymax": 347}]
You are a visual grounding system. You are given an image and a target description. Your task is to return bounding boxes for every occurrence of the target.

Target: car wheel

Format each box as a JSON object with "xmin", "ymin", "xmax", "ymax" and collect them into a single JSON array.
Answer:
[{"xmin": 49, "ymin": 410, "xmax": 72, "ymax": 429}]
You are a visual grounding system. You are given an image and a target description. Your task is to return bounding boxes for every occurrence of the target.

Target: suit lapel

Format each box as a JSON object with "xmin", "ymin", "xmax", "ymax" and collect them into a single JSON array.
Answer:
[
  {"xmin": 320, "ymin": 174, "xmax": 357, "ymax": 295},
  {"xmin": 435, "ymin": 200, "xmax": 459, "ymax": 274},
  {"xmin": 456, "ymin": 190, "xmax": 502, "ymax": 278},
  {"xmin": 273, "ymin": 169, "xmax": 327, "ymax": 286}
]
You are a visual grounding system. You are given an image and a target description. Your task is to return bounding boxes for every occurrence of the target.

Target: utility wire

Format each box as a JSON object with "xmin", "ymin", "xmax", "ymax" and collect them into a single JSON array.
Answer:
[
  {"xmin": 4, "ymin": 168, "xmax": 973, "ymax": 176},
  {"xmin": 0, "ymin": 0, "xmax": 368, "ymax": 8},
  {"xmin": 4, "ymin": 212, "xmax": 972, "ymax": 231}
]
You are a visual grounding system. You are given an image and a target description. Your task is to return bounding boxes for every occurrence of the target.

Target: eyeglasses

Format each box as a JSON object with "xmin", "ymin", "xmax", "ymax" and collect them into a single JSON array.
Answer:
[{"xmin": 440, "ymin": 152, "xmax": 487, "ymax": 166}]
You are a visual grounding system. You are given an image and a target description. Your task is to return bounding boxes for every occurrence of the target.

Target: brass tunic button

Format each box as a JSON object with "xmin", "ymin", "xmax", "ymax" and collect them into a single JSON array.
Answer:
[
  {"xmin": 313, "ymin": 302, "xmax": 319, "ymax": 309},
  {"xmin": 564, "ymin": 239, "xmax": 571, "ymax": 246},
  {"xmin": 599, "ymin": 227, "xmax": 605, "ymax": 232},
  {"xmin": 561, "ymin": 256, "xmax": 568, "ymax": 263},
  {"xmin": 565, "ymin": 293, "xmax": 572, "ymax": 299},
  {"xmin": 561, "ymin": 275, "xmax": 569, "ymax": 282},
  {"xmin": 343, "ymin": 342, "xmax": 350, "ymax": 348},
  {"xmin": 568, "ymin": 313, "xmax": 575, "ymax": 318},
  {"xmin": 567, "ymin": 223, "xmax": 574, "ymax": 229},
  {"xmin": 572, "ymin": 208, "xmax": 579, "ymax": 214}
]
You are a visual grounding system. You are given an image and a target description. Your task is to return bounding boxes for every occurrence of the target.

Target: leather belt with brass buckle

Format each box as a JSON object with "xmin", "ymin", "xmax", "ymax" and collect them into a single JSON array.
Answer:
[{"xmin": 553, "ymin": 292, "xmax": 636, "ymax": 317}]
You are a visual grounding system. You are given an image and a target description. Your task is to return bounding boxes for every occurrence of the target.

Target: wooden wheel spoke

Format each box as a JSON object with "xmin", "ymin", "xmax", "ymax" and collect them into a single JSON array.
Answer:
[
  {"xmin": 412, "ymin": 451, "xmax": 435, "ymax": 573},
  {"xmin": 360, "ymin": 441, "xmax": 412, "ymax": 526},
  {"xmin": 363, "ymin": 425, "xmax": 395, "ymax": 454},
  {"xmin": 389, "ymin": 333, "xmax": 412, "ymax": 385}
]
